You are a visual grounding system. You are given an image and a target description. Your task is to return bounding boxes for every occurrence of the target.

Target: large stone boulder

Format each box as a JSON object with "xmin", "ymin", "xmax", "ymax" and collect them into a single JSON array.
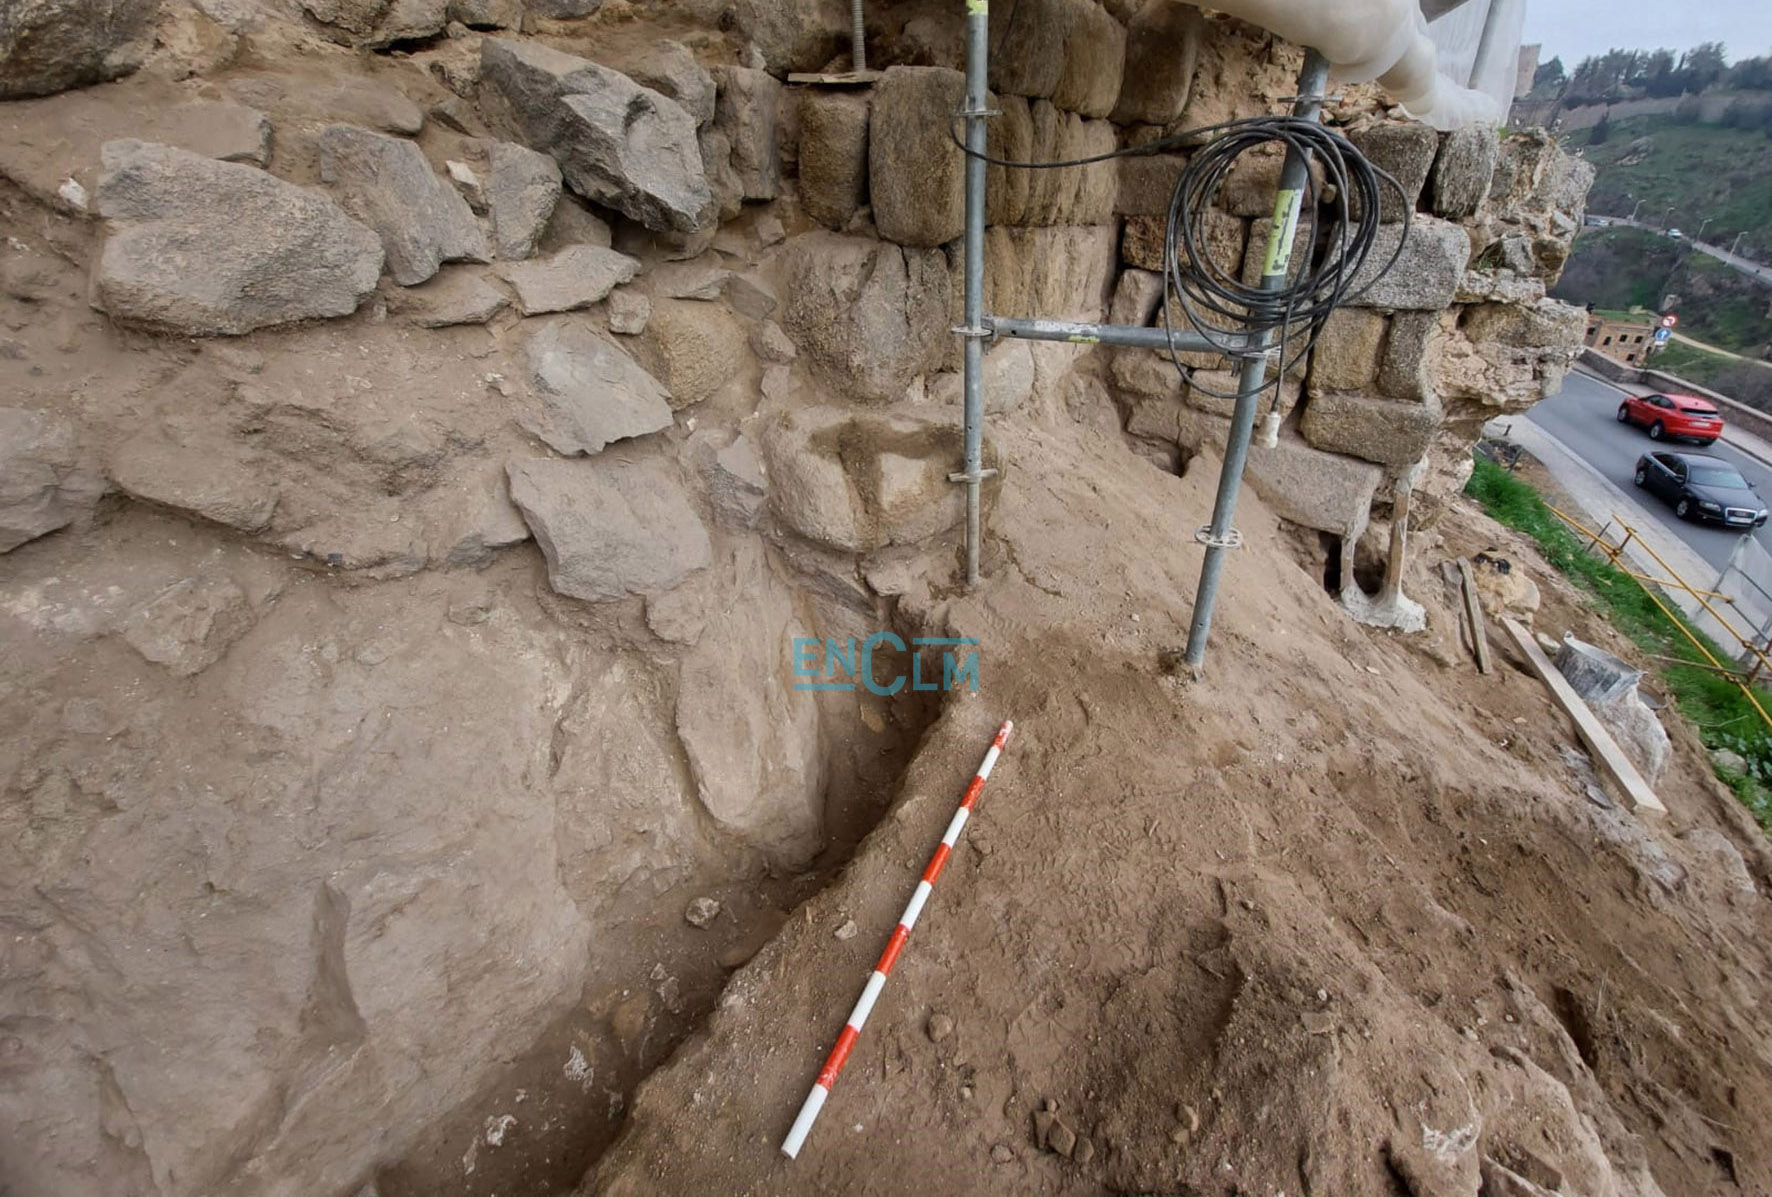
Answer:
[
  {"xmin": 486, "ymin": 140, "xmax": 563, "ymax": 261},
  {"xmin": 1111, "ymin": 0, "xmax": 1200, "ymax": 125},
  {"xmin": 1050, "ymin": 0, "xmax": 1126, "ymax": 118},
  {"xmin": 1307, "ymin": 308, "xmax": 1388, "ymax": 394},
  {"xmin": 869, "ymin": 66, "xmax": 967, "ymax": 248},
  {"xmin": 640, "ymin": 299, "xmax": 748, "ymax": 408},
  {"xmin": 107, "ymin": 436, "xmax": 279, "ymax": 532},
  {"xmin": 320, "ymin": 125, "xmax": 488, "ymax": 286},
  {"xmin": 1345, "ymin": 216, "xmax": 1472, "ymax": 311},
  {"xmin": 798, "ymin": 90, "xmax": 869, "ymax": 229},
  {"xmin": 759, "ymin": 405, "xmax": 967, "ymax": 553},
  {"xmin": 780, "ymin": 232, "xmax": 951, "ymax": 404},
  {"xmin": 501, "ymin": 244, "xmax": 639, "ymax": 315},
  {"xmin": 92, "ymin": 142, "xmax": 384, "ymax": 336},
  {"xmin": 987, "ymin": 0, "xmax": 1071, "ymax": 99},
  {"xmin": 676, "ymin": 545, "xmax": 825, "ymax": 865},
  {"xmin": 1348, "ymin": 120, "xmax": 1440, "ymax": 223},
  {"xmin": 479, "ymin": 38, "xmax": 715, "ymax": 233},
  {"xmin": 1431, "ymin": 125, "xmax": 1498, "ymax": 219},
  {"xmin": 386, "ymin": 268, "xmax": 509, "ymax": 327},
  {"xmin": 299, "ymin": 0, "xmax": 448, "ymax": 46},
  {"xmin": 0, "ymin": 409, "xmax": 105, "ymax": 552},
  {"xmin": 0, "ymin": 0, "xmax": 158, "ymax": 99},
  {"xmin": 709, "ymin": 65, "xmax": 782, "ymax": 201},
  {"xmin": 518, "ymin": 321, "xmax": 675, "ymax": 455},
  {"xmin": 0, "ymin": 574, "xmax": 612, "ymax": 1197},
  {"xmin": 1434, "ymin": 298, "xmax": 1585, "ymax": 412},
  {"xmin": 1173, "ymin": 410, "xmax": 1381, "ymax": 541},
  {"xmin": 507, "ymin": 456, "xmax": 710, "ymax": 601},
  {"xmin": 1300, "ymin": 391, "xmax": 1444, "ymax": 468},
  {"xmin": 718, "ymin": 0, "xmax": 849, "ymax": 74},
  {"xmin": 619, "ymin": 39, "xmax": 715, "ymax": 128}
]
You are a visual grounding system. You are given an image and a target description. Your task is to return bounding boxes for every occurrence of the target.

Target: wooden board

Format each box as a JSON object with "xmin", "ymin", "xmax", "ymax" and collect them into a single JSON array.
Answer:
[
  {"xmin": 786, "ymin": 70, "xmax": 883, "ymax": 86},
  {"xmin": 1501, "ymin": 618, "xmax": 1668, "ymax": 817},
  {"xmin": 1457, "ymin": 558, "xmax": 1492, "ymax": 675}
]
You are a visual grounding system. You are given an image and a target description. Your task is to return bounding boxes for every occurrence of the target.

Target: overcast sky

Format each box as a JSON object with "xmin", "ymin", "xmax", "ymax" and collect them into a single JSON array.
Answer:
[{"xmin": 1523, "ymin": 0, "xmax": 1772, "ymax": 68}]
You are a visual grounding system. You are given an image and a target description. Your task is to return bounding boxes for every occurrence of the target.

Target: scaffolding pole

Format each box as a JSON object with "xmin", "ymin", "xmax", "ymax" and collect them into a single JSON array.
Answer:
[
  {"xmin": 955, "ymin": 0, "xmax": 992, "ymax": 587},
  {"xmin": 1182, "ymin": 48, "xmax": 1331, "ymax": 671}
]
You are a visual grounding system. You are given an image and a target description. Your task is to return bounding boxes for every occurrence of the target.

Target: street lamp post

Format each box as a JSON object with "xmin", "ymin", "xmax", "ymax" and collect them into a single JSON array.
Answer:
[
  {"xmin": 1663, "ymin": 205, "xmax": 1676, "ymax": 231},
  {"xmin": 1731, "ymin": 231, "xmax": 1746, "ymax": 258},
  {"xmin": 1629, "ymin": 197, "xmax": 1644, "ymax": 223},
  {"xmin": 1696, "ymin": 217, "xmax": 1712, "ymax": 243}
]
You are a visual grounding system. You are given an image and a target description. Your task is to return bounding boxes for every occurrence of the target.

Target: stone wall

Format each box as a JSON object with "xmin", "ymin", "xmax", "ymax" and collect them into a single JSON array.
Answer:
[{"xmin": 0, "ymin": 1, "xmax": 1591, "ymax": 1192}]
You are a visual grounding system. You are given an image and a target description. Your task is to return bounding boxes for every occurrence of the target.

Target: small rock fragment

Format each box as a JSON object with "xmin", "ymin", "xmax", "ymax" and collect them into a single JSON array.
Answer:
[
  {"xmin": 750, "ymin": 319, "xmax": 796, "ymax": 363},
  {"xmin": 446, "ymin": 159, "xmax": 486, "ymax": 211},
  {"xmin": 651, "ymin": 259, "xmax": 729, "ymax": 300},
  {"xmin": 483, "ymin": 1114, "xmax": 516, "ymax": 1147},
  {"xmin": 926, "ymin": 1013, "xmax": 954, "ymax": 1042},
  {"xmin": 834, "ymin": 919, "xmax": 858, "ymax": 940},
  {"xmin": 684, "ymin": 896, "xmax": 721, "ymax": 927},
  {"xmin": 990, "ymin": 1143, "xmax": 1014, "ymax": 1164},
  {"xmin": 607, "ymin": 288, "xmax": 650, "ymax": 335},
  {"xmin": 754, "ymin": 214, "xmax": 785, "ymax": 246}
]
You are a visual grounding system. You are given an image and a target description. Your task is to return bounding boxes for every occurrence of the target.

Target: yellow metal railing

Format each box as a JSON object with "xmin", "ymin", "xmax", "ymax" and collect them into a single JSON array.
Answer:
[{"xmin": 1543, "ymin": 504, "xmax": 1772, "ymax": 732}]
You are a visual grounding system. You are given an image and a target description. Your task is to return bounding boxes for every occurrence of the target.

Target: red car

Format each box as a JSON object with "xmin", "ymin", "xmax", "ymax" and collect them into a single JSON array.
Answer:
[{"xmin": 1615, "ymin": 391, "xmax": 1725, "ymax": 445}]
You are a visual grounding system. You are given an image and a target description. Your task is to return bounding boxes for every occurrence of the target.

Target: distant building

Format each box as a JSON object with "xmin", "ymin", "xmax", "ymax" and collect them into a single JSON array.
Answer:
[
  {"xmin": 1586, "ymin": 314, "xmax": 1655, "ymax": 366},
  {"xmin": 1516, "ymin": 42, "xmax": 1540, "ymax": 99}
]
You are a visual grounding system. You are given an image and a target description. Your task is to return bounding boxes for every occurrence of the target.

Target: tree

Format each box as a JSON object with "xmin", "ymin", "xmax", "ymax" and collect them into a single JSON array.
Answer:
[
  {"xmin": 1590, "ymin": 111, "xmax": 1612, "ymax": 144},
  {"xmin": 1534, "ymin": 56, "xmax": 1567, "ymax": 92},
  {"xmin": 1677, "ymin": 42, "xmax": 1728, "ymax": 92}
]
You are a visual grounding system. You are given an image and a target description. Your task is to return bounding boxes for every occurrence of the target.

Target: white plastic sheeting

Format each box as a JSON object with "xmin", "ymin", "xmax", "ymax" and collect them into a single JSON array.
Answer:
[
  {"xmin": 1207, "ymin": 0, "xmax": 1507, "ymax": 129},
  {"xmin": 1425, "ymin": 0, "xmax": 1528, "ymax": 119}
]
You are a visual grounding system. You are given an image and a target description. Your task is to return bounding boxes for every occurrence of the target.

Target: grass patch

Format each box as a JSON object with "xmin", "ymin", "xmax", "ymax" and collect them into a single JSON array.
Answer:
[
  {"xmin": 1465, "ymin": 455, "xmax": 1772, "ymax": 826},
  {"xmin": 1650, "ymin": 339, "xmax": 1735, "ymax": 385}
]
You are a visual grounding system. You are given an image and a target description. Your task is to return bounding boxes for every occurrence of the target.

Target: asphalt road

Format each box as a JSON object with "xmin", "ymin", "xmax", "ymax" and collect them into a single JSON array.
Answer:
[
  {"xmin": 1591, "ymin": 216, "xmax": 1772, "ymax": 287},
  {"xmin": 1524, "ymin": 371, "xmax": 1772, "ymax": 571}
]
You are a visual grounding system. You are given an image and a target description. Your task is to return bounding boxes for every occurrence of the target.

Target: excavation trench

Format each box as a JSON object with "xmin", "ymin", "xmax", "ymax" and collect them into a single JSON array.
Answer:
[{"xmin": 374, "ymin": 596, "xmax": 947, "ymax": 1197}]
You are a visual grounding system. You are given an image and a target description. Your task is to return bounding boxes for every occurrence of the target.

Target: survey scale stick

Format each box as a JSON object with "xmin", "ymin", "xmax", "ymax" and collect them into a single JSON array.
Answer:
[{"xmin": 780, "ymin": 719, "xmax": 1015, "ymax": 1160}]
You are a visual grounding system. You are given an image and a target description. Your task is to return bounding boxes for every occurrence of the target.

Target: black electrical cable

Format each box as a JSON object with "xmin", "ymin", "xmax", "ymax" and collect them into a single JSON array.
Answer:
[{"xmin": 947, "ymin": 112, "xmax": 1410, "ymax": 401}]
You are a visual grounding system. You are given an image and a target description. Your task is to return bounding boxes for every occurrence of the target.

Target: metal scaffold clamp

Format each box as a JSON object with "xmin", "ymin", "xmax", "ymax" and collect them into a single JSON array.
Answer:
[
  {"xmin": 951, "ymin": 323, "xmax": 994, "ymax": 341},
  {"xmin": 1194, "ymin": 526, "xmax": 1243, "ymax": 550},
  {"xmin": 948, "ymin": 468, "xmax": 998, "ymax": 484}
]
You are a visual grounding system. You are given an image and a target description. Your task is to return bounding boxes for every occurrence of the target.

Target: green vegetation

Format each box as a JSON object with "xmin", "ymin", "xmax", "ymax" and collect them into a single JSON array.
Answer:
[
  {"xmin": 1464, "ymin": 455, "xmax": 1772, "ymax": 826},
  {"xmin": 1649, "ymin": 339, "xmax": 1733, "ymax": 383},
  {"xmin": 1554, "ymin": 228, "xmax": 1681, "ymax": 317},
  {"xmin": 1572, "ymin": 116, "xmax": 1772, "ymax": 262}
]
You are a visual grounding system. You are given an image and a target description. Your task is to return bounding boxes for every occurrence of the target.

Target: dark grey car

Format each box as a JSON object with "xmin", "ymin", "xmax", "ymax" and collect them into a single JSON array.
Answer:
[{"xmin": 1634, "ymin": 451, "xmax": 1770, "ymax": 527}]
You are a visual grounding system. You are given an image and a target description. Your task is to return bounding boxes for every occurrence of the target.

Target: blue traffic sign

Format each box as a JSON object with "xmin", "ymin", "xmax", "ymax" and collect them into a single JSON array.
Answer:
[{"xmin": 1653, "ymin": 327, "xmax": 1672, "ymax": 343}]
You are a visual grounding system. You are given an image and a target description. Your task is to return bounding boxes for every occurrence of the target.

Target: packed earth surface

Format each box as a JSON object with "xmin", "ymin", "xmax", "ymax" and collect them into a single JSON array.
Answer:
[{"xmin": 1, "ymin": 0, "xmax": 1767, "ymax": 1195}]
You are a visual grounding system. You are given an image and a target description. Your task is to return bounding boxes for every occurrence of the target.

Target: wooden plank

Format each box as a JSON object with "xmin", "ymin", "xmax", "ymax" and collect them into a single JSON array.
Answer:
[
  {"xmin": 786, "ymin": 70, "xmax": 883, "ymax": 86},
  {"xmin": 1501, "ymin": 618, "xmax": 1668, "ymax": 817},
  {"xmin": 1457, "ymin": 558, "xmax": 1492, "ymax": 675}
]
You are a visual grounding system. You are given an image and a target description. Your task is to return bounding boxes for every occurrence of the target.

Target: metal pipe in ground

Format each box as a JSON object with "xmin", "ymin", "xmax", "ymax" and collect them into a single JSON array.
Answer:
[
  {"xmin": 849, "ymin": 0, "xmax": 867, "ymax": 72},
  {"xmin": 957, "ymin": 0, "xmax": 990, "ymax": 587},
  {"xmin": 1183, "ymin": 48, "xmax": 1331, "ymax": 671}
]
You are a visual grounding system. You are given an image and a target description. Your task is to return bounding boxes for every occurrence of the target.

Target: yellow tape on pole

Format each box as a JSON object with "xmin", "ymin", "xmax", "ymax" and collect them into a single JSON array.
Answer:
[{"xmin": 1261, "ymin": 188, "xmax": 1302, "ymax": 278}]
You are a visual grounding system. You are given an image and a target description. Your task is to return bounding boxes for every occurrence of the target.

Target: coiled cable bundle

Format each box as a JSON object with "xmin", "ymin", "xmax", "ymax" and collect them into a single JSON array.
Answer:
[{"xmin": 949, "ymin": 112, "xmax": 1409, "ymax": 402}]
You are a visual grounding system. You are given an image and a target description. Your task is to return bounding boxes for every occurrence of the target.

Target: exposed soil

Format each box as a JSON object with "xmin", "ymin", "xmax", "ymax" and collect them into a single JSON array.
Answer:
[{"xmin": 588, "ymin": 410, "xmax": 1772, "ymax": 1196}]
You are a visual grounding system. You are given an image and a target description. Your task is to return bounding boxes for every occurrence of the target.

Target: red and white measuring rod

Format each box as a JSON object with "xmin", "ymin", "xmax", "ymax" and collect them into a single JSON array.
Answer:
[{"xmin": 779, "ymin": 718, "xmax": 1015, "ymax": 1160}]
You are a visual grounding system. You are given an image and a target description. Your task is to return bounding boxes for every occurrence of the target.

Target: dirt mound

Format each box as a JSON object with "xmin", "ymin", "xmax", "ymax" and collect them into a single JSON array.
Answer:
[{"xmin": 591, "ymin": 415, "xmax": 1772, "ymax": 1195}]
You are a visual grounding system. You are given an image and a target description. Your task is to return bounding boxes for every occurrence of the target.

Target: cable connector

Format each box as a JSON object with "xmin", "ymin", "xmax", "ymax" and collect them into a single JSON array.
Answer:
[{"xmin": 1260, "ymin": 409, "xmax": 1280, "ymax": 449}]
